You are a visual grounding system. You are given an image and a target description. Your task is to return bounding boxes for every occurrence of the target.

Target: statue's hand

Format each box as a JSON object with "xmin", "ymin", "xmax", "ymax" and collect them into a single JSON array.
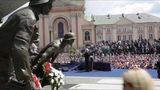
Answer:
[
  {"xmin": 21, "ymin": 69, "xmax": 30, "ymax": 81},
  {"xmin": 21, "ymin": 69, "xmax": 36, "ymax": 90}
]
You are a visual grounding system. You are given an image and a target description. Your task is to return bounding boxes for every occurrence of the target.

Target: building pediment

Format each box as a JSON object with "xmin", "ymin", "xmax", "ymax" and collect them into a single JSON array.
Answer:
[
  {"xmin": 51, "ymin": 0, "xmax": 85, "ymax": 13},
  {"xmin": 115, "ymin": 17, "xmax": 134, "ymax": 25}
]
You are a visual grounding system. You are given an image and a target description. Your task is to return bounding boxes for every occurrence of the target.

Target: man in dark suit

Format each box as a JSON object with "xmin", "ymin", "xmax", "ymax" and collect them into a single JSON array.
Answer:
[
  {"xmin": 155, "ymin": 58, "xmax": 160, "ymax": 79},
  {"xmin": 83, "ymin": 48, "xmax": 91, "ymax": 72}
]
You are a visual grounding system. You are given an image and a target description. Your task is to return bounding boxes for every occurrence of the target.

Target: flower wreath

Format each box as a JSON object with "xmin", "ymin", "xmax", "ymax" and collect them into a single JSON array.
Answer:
[{"xmin": 42, "ymin": 62, "xmax": 65, "ymax": 90}]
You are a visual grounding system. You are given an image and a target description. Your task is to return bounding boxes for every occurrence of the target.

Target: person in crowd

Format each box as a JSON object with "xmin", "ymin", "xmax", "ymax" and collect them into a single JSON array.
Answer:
[
  {"xmin": 83, "ymin": 48, "xmax": 92, "ymax": 72},
  {"xmin": 0, "ymin": 0, "xmax": 54, "ymax": 89},
  {"xmin": 155, "ymin": 58, "xmax": 160, "ymax": 79},
  {"xmin": 122, "ymin": 68, "xmax": 154, "ymax": 90},
  {"xmin": 88, "ymin": 55, "xmax": 94, "ymax": 71}
]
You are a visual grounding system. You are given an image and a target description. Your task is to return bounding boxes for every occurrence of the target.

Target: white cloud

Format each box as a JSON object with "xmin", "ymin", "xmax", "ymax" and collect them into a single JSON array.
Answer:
[
  {"xmin": 108, "ymin": 3, "xmax": 153, "ymax": 14},
  {"xmin": 85, "ymin": 0, "xmax": 159, "ymax": 16}
]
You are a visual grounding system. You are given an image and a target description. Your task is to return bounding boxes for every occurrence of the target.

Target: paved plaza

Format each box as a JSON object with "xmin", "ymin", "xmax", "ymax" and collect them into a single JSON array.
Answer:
[{"xmin": 42, "ymin": 76, "xmax": 160, "ymax": 90}]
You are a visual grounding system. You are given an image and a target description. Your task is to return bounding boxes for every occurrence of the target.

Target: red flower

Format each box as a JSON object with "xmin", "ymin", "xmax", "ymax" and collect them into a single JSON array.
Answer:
[
  {"xmin": 32, "ymin": 74, "xmax": 42, "ymax": 89},
  {"xmin": 45, "ymin": 62, "xmax": 52, "ymax": 75}
]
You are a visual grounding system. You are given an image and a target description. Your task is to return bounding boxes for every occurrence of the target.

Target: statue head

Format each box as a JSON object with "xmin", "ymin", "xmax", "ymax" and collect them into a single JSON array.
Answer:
[
  {"xmin": 63, "ymin": 32, "xmax": 75, "ymax": 46},
  {"xmin": 29, "ymin": 0, "xmax": 54, "ymax": 15},
  {"xmin": 29, "ymin": 0, "xmax": 50, "ymax": 6}
]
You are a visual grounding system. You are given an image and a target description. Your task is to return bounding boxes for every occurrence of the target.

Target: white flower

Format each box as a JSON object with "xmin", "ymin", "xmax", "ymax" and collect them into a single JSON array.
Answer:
[
  {"xmin": 48, "ymin": 66, "xmax": 65, "ymax": 90},
  {"xmin": 49, "ymin": 73, "xmax": 54, "ymax": 77},
  {"xmin": 59, "ymin": 71, "xmax": 64, "ymax": 78},
  {"xmin": 54, "ymin": 72, "xmax": 59, "ymax": 77},
  {"xmin": 51, "ymin": 67, "xmax": 59, "ymax": 74},
  {"xmin": 59, "ymin": 79, "xmax": 65, "ymax": 85},
  {"xmin": 57, "ymin": 74, "xmax": 61, "ymax": 79},
  {"xmin": 51, "ymin": 78, "xmax": 55, "ymax": 84}
]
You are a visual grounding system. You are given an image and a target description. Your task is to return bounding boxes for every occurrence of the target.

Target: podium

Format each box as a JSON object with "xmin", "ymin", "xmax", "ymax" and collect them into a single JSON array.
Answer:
[
  {"xmin": 93, "ymin": 62, "xmax": 111, "ymax": 71},
  {"xmin": 78, "ymin": 61, "xmax": 111, "ymax": 71}
]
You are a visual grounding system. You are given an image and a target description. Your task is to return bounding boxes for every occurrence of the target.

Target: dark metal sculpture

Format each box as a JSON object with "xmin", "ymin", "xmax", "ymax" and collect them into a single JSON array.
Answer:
[
  {"xmin": 31, "ymin": 32, "xmax": 75, "ymax": 83},
  {"xmin": 0, "ymin": 0, "xmax": 28, "ymax": 19},
  {"xmin": 0, "ymin": 0, "xmax": 53, "ymax": 89},
  {"xmin": 0, "ymin": 19, "xmax": 2, "ymax": 23}
]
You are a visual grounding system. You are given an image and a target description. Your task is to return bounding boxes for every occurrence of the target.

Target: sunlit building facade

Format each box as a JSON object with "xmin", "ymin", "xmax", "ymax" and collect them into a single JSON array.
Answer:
[{"xmin": 38, "ymin": 0, "xmax": 160, "ymax": 49}]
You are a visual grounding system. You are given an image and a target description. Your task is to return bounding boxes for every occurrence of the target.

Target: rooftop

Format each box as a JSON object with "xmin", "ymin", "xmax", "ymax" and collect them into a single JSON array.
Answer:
[{"xmin": 85, "ymin": 13, "xmax": 160, "ymax": 25}]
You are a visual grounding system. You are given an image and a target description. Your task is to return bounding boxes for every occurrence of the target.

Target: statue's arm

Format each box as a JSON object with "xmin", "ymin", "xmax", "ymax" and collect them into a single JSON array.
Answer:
[
  {"xmin": 12, "ymin": 17, "xmax": 36, "ymax": 81},
  {"xmin": 33, "ymin": 44, "xmax": 57, "ymax": 69}
]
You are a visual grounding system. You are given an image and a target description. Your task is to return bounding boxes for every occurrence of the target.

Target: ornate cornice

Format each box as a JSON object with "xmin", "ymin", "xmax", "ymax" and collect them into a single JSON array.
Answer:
[{"xmin": 50, "ymin": 6, "xmax": 85, "ymax": 13}]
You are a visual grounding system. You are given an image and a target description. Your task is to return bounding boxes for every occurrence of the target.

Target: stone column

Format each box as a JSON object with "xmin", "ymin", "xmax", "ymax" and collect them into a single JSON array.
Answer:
[
  {"xmin": 112, "ymin": 25, "xmax": 117, "ymax": 41},
  {"xmin": 144, "ymin": 24, "xmax": 148, "ymax": 39},
  {"xmin": 154, "ymin": 23, "xmax": 158, "ymax": 40},
  {"xmin": 132, "ymin": 24, "xmax": 137, "ymax": 41},
  {"xmin": 103, "ymin": 27, "xmax": 106, "ymax": 41}
]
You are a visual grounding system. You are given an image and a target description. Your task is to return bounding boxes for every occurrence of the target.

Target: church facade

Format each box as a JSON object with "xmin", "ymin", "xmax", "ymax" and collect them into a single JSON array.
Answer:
[{"xmin": 37, "ymin": 0, "xmax": 160, "ymax": 49}]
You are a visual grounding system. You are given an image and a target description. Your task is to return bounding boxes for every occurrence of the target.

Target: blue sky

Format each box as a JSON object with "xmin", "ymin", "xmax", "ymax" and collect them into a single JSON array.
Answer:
[{"xmin": 85, "ymin": 0, "xmax": 160, "ymax": 17}]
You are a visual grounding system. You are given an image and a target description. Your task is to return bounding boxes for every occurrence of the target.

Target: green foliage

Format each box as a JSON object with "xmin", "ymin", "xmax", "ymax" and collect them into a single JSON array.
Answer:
[
  {"xmin": 68, "ymin": 47, "xmax": 82, "ymax": 59},
  {"xmin": 69, "ymin": 47, "xmax": 77, "ymax": 57}
]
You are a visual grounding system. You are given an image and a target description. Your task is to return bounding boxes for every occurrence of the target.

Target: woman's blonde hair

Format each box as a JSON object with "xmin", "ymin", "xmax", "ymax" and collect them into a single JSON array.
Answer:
[{"xmin": 122, "ymin": 68, "xmax": 154, "ymax": 90}]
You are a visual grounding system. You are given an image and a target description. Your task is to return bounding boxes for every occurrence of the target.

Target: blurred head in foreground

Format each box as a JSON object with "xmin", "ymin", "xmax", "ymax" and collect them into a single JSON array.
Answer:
[{"xmin": 122, "ymin": 68, "xmax": 154, "ymax": 90}]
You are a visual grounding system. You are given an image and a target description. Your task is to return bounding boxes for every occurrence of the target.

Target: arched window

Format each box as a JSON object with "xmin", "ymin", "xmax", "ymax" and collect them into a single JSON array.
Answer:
[
  {"xmin": 58, "ymin": 22, "xmax": 64, "ymax": 38},
  {"xmin": 85, "ymin": 31, "xmax": 90, "ymax": 41}
]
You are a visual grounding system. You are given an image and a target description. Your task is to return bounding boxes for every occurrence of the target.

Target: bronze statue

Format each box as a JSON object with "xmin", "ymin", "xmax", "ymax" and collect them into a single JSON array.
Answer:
[
  {"xmin": 0, "ymin": 19, "xmax": 2, "ymax": 23},
  {"xmin": 31, "ymin": 32, "xmax": 75, "ymax": 84},
  {"xmin": 0, "ymin": 0, "xmax": 54, "ymax": 90}
]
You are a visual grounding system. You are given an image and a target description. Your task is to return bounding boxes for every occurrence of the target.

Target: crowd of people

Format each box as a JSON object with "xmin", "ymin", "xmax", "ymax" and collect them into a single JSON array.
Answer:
[
  {"xmin": 86, "ymin": 39, "xmax": 160, "ymax": 56},
  {"xmin": 51, "ymin": 39, "xmax": 160, "ymax": 70},
  {"xmin": 0, "ymin": 0, "xmax": 157, "ymax": 89},
  {"xmin": 110, "ymin": 54, "xmax": 157, "ymax": 69},
  {"xmin": 52, "ymin": 53, "xmax": 159, "ymax": 69}
]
